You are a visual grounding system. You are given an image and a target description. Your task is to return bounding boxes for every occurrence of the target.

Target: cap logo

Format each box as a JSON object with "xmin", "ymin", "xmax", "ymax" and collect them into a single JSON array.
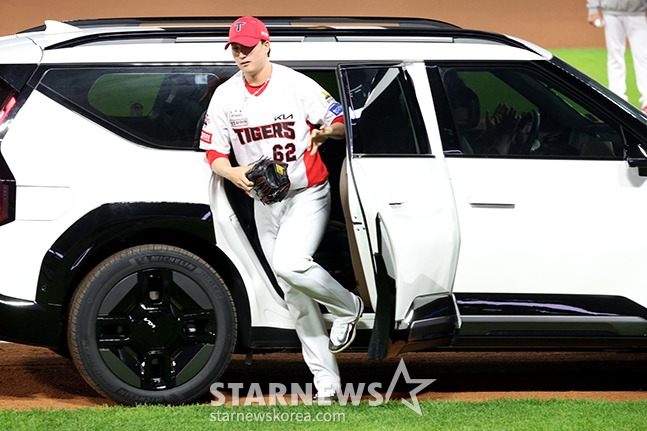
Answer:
[{"xmin": 235, "ymin": 22, "xmax": 246, "ymax": 32}]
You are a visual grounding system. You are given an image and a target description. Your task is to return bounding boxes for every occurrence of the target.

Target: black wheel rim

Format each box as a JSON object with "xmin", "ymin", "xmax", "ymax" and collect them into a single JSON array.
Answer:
[{"xmin": 95, "ymin": 268, "xmax": 218, "ymax": 390}]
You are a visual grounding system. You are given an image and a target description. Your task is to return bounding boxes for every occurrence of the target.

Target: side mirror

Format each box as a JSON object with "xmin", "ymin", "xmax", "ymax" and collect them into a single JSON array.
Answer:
[{"xmin": 626, "ymin": 143, "xmax": 647, "ymax": 176}]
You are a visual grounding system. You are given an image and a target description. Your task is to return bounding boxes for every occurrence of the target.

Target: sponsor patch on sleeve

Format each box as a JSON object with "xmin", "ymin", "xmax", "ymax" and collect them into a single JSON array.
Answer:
[
  {"xmin": 200, "ymin": 130, "xmax": 213, "ymax": 144},
  {"xmin": 230, "ymin": 118, "xmax": 248, "ymax": 127},
  {"xmin": 329, "ymin": 102, "xmax": 343, "ymax": 116}
]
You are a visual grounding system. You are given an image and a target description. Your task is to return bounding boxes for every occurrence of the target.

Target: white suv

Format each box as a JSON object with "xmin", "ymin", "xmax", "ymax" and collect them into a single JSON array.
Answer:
[{"xmin": 2, "ymin": 17, "xmax": 647, "ymax": 405}]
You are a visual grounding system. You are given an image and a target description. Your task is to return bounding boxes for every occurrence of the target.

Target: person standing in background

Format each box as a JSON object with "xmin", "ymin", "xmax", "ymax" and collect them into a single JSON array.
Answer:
[{"xmin": 587, "ymin": 0, "xmax": 647, "ymax": 114}]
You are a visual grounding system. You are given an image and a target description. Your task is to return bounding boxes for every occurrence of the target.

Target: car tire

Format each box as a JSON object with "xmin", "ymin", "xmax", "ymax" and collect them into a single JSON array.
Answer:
[{"xmin": 67, "ymin": 244, "xmax": 237, "ymax": 405}]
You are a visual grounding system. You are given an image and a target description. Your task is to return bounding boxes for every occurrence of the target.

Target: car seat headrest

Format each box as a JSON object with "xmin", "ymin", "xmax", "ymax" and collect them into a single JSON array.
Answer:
[{"xmin": 448, "ymin": 85, "xmax": 480, "ymax": 129}]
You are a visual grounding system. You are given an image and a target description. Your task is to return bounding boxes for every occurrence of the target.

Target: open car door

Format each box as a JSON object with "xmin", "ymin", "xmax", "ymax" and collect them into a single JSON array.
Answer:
[{"xmin": 336, "ymin": 63, "xmax": 461, "ymax": 359}]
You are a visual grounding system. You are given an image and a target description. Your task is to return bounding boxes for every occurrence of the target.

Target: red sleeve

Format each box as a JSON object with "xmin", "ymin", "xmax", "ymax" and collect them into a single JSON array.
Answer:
[{"xmin": 206, "ymin": 150, "xmax": 229, "ymax": 166}]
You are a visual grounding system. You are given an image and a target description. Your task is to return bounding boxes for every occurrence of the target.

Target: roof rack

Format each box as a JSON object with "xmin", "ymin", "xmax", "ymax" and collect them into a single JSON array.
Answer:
[
  {"xmin": 22, "ymin": 16, "xmax": 461, "ymax": 33},
  {"xmin": 25, "ymin": 16, "xmax": 532, "ymax": 54}
]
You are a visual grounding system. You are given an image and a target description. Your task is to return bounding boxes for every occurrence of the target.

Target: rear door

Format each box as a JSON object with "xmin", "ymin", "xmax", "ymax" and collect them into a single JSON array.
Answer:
[{"xmin": 336, "ymin": 63, "xmax": 461, "ymax": 358}]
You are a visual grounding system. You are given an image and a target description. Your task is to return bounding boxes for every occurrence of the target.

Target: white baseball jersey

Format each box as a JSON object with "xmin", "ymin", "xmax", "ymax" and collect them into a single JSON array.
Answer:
[{"xmin": 200, "ymin": 63, "xmax": 344, "ymax": 189}]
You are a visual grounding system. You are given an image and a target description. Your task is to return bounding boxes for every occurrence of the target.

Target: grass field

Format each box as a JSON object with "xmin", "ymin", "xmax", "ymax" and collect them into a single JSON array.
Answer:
[
  {"xmin": 1, "ymin": 399, "xmax": 647, "ymax": 431},
  {"xmin": 552, "ymin": 48, "xmax": 641, "ymax": 108},
  {"xmin": 1, "ymin": 49, "xmax": 646, "ymax": 429}
]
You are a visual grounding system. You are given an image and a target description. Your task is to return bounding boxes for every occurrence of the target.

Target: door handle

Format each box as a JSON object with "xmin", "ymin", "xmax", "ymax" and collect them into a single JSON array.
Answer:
[{"xmin": 467, "ymin": 195, "xmax": 516, "ymax": 208}]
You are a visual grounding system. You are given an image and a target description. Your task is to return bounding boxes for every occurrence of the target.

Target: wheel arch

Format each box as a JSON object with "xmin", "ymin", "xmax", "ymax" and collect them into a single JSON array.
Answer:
[{"xmin": 35, "ymin": 202, "xmax": 252, "ymax": 351}]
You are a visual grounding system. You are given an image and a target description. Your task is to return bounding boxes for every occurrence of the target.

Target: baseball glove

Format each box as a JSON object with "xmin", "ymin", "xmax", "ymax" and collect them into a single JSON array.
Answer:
[{"xmin": 245, "ymin": 157, "xmax": 291, "ymax": 204}]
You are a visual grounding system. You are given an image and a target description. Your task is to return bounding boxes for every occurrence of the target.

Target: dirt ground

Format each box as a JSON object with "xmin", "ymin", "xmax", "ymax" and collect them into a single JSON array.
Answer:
[
  {"xmin": 2, "ymin": 0, "xmax": 605, "ymax": 49},
  {"xmin": 0, "ymin": 0, "xmax": 632, "ymax": 412},
  {"xmin": 1, "ymin": 342, "xmax": 647, "ymax": 410}
]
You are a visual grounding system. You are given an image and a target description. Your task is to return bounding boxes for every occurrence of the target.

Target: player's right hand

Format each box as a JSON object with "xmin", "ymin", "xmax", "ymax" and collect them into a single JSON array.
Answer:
[
  {"xmin": 231, "ymin": 165, "xmax": 255, "ymax": 191},
  {"xmin": 587, "ymin": 13, "xmax": 602, "ymax": 26}
]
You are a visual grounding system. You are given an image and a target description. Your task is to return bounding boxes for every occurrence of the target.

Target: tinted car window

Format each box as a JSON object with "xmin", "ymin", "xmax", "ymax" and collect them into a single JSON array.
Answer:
[
  {"xmin": 340, "ymin": 65, "xmax": 430, "ymax": 155},
  {"xmin": 38, "ymin": 66, "xmax": 236, "ymax": 149},
  {"xmin": 431, "ymin": 64, "xmax": 625, "ymax": 159}
]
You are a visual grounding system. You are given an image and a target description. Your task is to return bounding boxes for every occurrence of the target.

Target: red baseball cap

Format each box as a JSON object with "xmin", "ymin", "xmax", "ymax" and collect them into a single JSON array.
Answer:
[{"xmin": 225, "ymin": 16, "xmax": 270, "ymax": 49}]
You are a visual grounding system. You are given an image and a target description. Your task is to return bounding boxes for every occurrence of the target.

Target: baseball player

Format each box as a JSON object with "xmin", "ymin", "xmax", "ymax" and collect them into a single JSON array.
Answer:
[
  {"xmin": 587, "ymin": 0, "xmax": 647, "ymax": 113},
  {"xmin": 200, "ymin": 16, "xmax": 364, "ymax": 401}
]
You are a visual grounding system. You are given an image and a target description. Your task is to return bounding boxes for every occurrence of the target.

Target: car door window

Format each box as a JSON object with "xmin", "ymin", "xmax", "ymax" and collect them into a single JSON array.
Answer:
[
  {"xmin": 429, "ymin": 64, "xmax": 625, "ymax": 159},
  {"xmin": 342, "ymin": 65, "xmax": 430, "ymax": 155},
  {"xmin": 38, "ymin": 66, "xmax": 236, "ymax": 149}
]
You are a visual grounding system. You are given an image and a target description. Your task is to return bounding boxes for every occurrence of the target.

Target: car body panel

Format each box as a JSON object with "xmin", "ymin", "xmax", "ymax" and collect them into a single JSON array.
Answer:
[
  {"xmin": 0, "ymin": 35, "xmax": 42, "ymax": 64},
  {"xmin": 0, "ymin": 90, "xmax": 212, "ymax": 301},
  {"xmin": 448, "ymin": 157, "xmax": 647, "ymax": 309}
]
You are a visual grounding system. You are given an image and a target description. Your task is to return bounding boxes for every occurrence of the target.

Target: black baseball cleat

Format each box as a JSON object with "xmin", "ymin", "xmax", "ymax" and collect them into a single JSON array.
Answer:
[
  {"xmin": 328, "ymin": 296, "xmax": 364, "ymax": 354},
  {"xmin": 313, "ymin": 392, "xmax": 338, "ymax": 404}
]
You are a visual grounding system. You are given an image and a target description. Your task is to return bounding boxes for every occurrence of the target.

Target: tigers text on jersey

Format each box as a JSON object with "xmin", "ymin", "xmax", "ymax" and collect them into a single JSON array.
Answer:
[{"xmin": 200, "ymin": 63, "xmax": 343, "ymax": 190}]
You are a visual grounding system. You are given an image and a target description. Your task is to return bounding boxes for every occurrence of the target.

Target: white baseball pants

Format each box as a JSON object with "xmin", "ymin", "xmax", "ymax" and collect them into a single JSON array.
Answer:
[
  {"xmin": 254, "ymin": 180, "xmax": 358, "ymax": 395},
  {"xmin": 603, "ymin": 14, "xmax": 647, "ymax": 108}
]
